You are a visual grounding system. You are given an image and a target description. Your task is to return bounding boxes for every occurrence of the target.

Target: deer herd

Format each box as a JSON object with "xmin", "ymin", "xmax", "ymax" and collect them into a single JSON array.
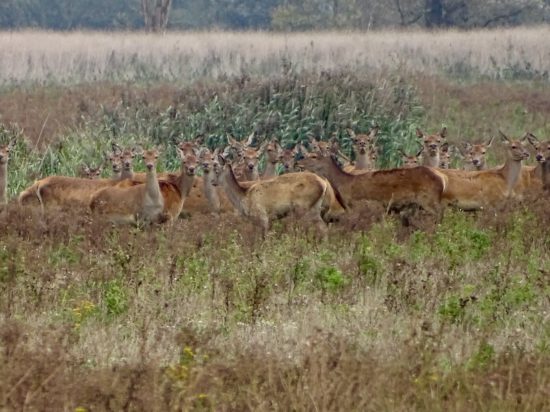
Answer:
[{"xmin": 1, "ymin": 127, "xmax": 549, "ymax": 237}]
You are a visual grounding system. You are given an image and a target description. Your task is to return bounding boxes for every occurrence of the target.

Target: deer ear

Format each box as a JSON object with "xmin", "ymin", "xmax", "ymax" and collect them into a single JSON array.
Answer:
[
  {"xmin": 217, "ymin": 153, "xmax": 227, "ymax": 166},
  {"xmin": 369, "ymin": 125, "xmax": 380, "ymax": 139},
  {"xmin": 212, "ymin": 147, "xmax": 220, "ymax": 157},
  {"xmin": 441, "ymin": 142, "xmax": 449, "ymax": 153},
  {"xmin": 486, "ymin": 135, "xmax": 495, "ymax": 148},
  {"xmin": 111, "ymin": 142, "xmax": 122, "ymax": 155},
  {"xmin": 498, "ymin": 130, "xmax": 510, "ymax": 143},
  {"xmin": 439, "ymin": 127, "xmax": 448, "ymax": 138},
  {"xmin": 525, "ymin": 132, "xmax": 538, "ymax": 144},
  {"xmin": 245, "ymin": 132, "xmax": 255, "ymax": 147},
  {"xmin": 416, "ymin": 147, "xmax": 424, "ymax": 157},
  {"xmin": 416, "ymin": 128, "xmax": 424, "ymax": 138},
  {"xmin": 227, "ymin": 135, "xmax": 238, "ymax": 146},
  {"xmin": 194, "ymin": 134, "xmax": 204, "ymax": 145}
]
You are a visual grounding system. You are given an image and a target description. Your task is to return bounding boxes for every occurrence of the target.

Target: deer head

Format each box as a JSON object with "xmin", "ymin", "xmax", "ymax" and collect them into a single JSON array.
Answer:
[
  {"xmin": 0, "ymin": 139, "xmax": 14, "ymax": 165},
  {"xmin": 264, "ymin": 139, "xmax": 282, "ymax": 165},
  {"xmin": 399, "ymin": 148, "xmax": 423, "ymax": 168},
  {"xmin": 347, "ymin": 126, "xmax": 378, "ymax": 156},
  {"xmin": 416, "ymin": 127, "xmax": 447, "ymax": 167},
  {"xmin": 81, "ymin": 164, "xmax": 103, "ymax": 179},
  {"xmin": 141, "ymin": 148, "xmax": 159, "ymax": 172},
  {"xmin": 463, "ymin": 136, "xmax": 494, "ymax": 170},
  {"xmin": 499, "ymin": 131, "xmax": 530, "ymax": 161},
  {"xmin": 526, "ymin": 133, "xmax": 550, "ymax": 163},
  {"xmin": 176, "ymin": 145, "xmax": 200, "ymax": 176}
]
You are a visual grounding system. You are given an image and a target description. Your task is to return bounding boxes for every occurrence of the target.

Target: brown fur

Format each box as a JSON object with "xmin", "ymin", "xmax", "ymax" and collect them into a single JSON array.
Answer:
[
  {"xmin": 435, "ymin": 133, "xmax": 530, "ymax": 210},
  {"xmin": 216, "ymin": 160, "xmax": 331, "ymax": 237},
  {"xmin": 90, "ymin": 149, "xmax": 166, "ymax": 225},
  {"xmin": 297, "ymin": 153, "xmax": 445, "ymax": 217}
]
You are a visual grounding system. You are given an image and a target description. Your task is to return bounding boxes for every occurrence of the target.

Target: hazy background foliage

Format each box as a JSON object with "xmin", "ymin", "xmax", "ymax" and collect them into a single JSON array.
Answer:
[{"xmin": 1, "ymin": 0, "xmax": 550, "ymax": 30}]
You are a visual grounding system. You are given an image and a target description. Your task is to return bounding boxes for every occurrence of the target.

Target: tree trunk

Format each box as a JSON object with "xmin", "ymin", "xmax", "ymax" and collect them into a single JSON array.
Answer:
[
  {"xmin": 425, "ymin": 0, "xmax": 444, "ymax": 28},
  {"xmin": 141, "ymin": 0, "xmax": 172, "ymax": 32}
]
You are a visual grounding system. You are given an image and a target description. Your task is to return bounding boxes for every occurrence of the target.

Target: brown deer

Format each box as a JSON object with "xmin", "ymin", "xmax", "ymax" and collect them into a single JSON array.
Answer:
[
  {"xmin": 18, "ymin": 145, "xmax": 130, "ymax": 208},
  {"xmin": 90, "ymin": 149, "xmax": 166, "ymax": 225},
  {"xmin": 0, "ymin": 140, "xmax": 15, "ymax": 205},
  {"xmin": 436, "ymin": 131, "xmax": 531, "ymax": 210},
  {"xmin": 197, "ymin": 147, "xmax": 236, "ymax": 214},
  {"xmin": 417, "ymin": 127, "xmax": 447, "ymax": 168},
  {"xmin": 297, "ymin": 151, "xmax": 445, "ymax": 217},
  {"xmin": 346, "ymin": 127, "xmax": 379, "ymax": 170},
  {"xmin": 215, "ymin": 154, "xmax": 333, "ymax": 237},
  {"xmin": 462, "ymin": 137, "xmax": 494, "ymax": 171}
]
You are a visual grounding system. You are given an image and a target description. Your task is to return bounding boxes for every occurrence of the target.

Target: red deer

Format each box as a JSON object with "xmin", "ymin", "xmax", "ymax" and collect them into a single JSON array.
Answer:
[
  {"xmin": 90, "ymin": 149, "xmax": 167, "ymax": 225},
  {"xmin": 0, "ymin": 139, "xmax": 15, "ymax": 205},
  {"xmin": 436, "ymin": 131, "xmax": 531, "ymax": 210},
  {"xmin": 417, "ymin": 127, "xmax": 447, "ymax": 168},
  {"xmin": 215, "ymin": 154, "xmax": 335, "ymax": 237},
  {"xmin": 19, "ymin": 152, "xmax": 130, "ymax": 209},
  {"xmin": 297, "ymin": 151, "xmax": 445, "ymax": 217}
]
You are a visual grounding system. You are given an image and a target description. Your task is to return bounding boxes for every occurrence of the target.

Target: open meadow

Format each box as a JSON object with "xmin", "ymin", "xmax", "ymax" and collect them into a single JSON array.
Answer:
[{"xmin": 0, "ymin": 29, "xmax": 549, "ymax": 411}]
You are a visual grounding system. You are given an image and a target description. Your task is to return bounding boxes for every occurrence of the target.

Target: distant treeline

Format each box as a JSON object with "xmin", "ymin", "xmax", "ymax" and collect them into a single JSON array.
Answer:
[{"xmin": 1, "ymin": 0, "xmax": 549, "ymax": 31}]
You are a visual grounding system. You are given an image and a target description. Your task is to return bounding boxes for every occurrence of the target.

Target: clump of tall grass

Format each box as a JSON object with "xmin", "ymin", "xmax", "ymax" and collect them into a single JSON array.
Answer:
[
  {"xmin": 2, "ymin": 71, "xmax": 423, "ymax": 198},
  {"xmin": 0, "ymin": 27, "xmax": 549, "ymax": 86}
]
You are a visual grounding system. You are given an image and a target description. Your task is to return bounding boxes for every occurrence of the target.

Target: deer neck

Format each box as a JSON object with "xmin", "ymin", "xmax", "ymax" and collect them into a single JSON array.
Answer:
[
  {"xmin": 423, "ymin": 153, "xmax": 440, "ymax": 168},
  {"xmin": 312, "ymin": 157, "xmax": 352, "ymax": 205},
  {"xmin": 354, "ymin": 151, "xmax": 371, "ymax": 170},
  {"xmin": 221, "ymin": 166, "xmax": 248, "ymax": 215},
  {"xmin": 263, "ymin": 161, "xmax": 278, "ymax": 179},
  {"xmin": 121, "ymin": 169, "xmax": 134, "ymax": 180},
  {"xmin": 542, "ymin": 161, "xmax": 550, "ymax": 190},
  {"xmin": 175, "ymin": 161, "xmax": 195, "ymax": 197},
  {"xmin": 244, "ymin": 167, "xmax": 259, "ymax": 181},
  {"xmin": 203, "ymin": 170, "xmax": 220, "ymax": 212},
  {"xmin": 0, "ymin": 161, "xmax": 7, "ymax": 204},
  {"xmin": 500, "ymin": 155, "xmax": 523, "ymax": 194},
  {"xmin": 145, "ymin": 167, "xmax": 162, "ymax": 203}
]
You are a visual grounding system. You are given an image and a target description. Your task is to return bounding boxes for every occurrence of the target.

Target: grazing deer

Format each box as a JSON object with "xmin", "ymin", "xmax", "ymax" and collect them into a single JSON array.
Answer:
[
  {"xmin": 417, "ymin": 127, "xmax": 447, "ymax": 168},
  {"xmin": 90, "ymin": 149, "xmax": 166, "ymax": 225},
  {"xmin": 462, "ymin": 137, "xmax": 494, "ymax": 171},
  {"xmin": 436, "ymin": 131, "xmax": 531, "ymax": 210},
  {"xmin": 399, "ymin": 148, "xmax": 423, "ymax": 169},
  {"xmin": 0, "ymin": 140, "xmax": 15, "ymax": 205},
  {"xmin": 297, "ymin": 151, "xmax": 445, "ymax": 217},
  {"xmin": 347, "ymin": 127, "xmax": 379, "ymax": 170},
  {"xmin": 215, "ymin": 154, "xmax": 332, "ymax": 237}
]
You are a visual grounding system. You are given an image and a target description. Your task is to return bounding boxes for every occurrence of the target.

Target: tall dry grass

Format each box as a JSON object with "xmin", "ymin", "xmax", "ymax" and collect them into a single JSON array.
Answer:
[{"xmin": 0, "ymin": 27, "xmax": 549, "ymax": 85}]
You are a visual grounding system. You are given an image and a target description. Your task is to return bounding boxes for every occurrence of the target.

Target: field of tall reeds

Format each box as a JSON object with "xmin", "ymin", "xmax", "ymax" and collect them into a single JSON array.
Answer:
[
  {"xmin": 0, "ymin": 29, "xmax": 549, "ymax": 411},
  {"xmin": 1, "ymin": 27, "xmax": 549, "ymax": 86}
]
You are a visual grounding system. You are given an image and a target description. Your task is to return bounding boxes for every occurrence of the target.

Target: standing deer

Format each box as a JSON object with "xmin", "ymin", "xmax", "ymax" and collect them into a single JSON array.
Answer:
[
  {"xmin": 0, "ymin": 140, "xmax": 15, "ymax": 205},
  {"xmin": 90, "ymin": 149, "xmax": 166, "ymax": 225},
  {"xmin": 436, "ymin": 131, "xmax": 531, "ymax": 210},
  {"xmin": 417, "ymin": 127, "xmax": 447, "ymax": 168},
  {"xmin": 297, "ymin": 151, "xmax": 445, "ymax": 218},
  {"xmin": 215, "ymin": 154, "xmax": 333, "ymax": 238},
  {"xmin": 19, "ymin": 145, "xmax": 131, "ymax": 208}
]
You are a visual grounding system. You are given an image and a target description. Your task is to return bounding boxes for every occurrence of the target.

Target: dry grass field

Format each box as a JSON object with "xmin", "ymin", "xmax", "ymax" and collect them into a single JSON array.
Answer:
[{"xmin": 0, "ymin": 29, "xmax": 549, "ymax": 411}]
